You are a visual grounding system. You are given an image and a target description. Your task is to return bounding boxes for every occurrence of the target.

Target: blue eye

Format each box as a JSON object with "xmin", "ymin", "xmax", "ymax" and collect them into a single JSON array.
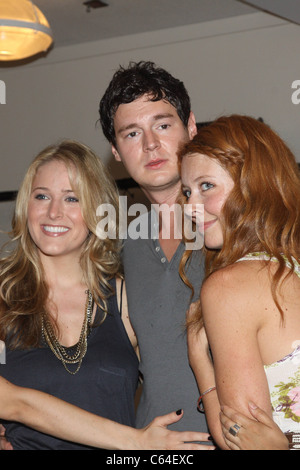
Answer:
[
  {"xmin": 201, "ymin": 182, "xmax": 214, "ymax": 191},
  {"xmin": 66, "ymin": 196, "xmax": 79, "ymax": 203},
  {"xmin": 35, "ymin": 194, "xmax": 48, "ymax": 200},
  {"xmin": 183, "ymin": 189, "xmax": 191, "ymax": 200}
]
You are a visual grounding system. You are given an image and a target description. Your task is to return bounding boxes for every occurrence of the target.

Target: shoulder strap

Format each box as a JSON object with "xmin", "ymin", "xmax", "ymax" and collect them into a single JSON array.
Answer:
[
  {"xmin": 119, "ymin": 278, "xmax": 124, "ymax": 317},
  {"xmin": 236, "ymin": 252, "xmax": 300, "ymax": 279}
]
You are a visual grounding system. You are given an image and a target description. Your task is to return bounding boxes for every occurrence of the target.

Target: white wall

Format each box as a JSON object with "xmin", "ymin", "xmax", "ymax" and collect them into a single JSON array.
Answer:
[{"xmin": 0, "ymin": 11, "xmax": 300, "ymax": 242}]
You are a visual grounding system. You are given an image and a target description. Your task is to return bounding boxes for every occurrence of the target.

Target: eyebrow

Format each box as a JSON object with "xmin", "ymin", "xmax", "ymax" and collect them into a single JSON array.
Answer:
[
  {"xmin": 31, "ymin": 187, "xmax": 74, "ymax": 193},
  {"xmin": 182, "ymin": 175, "xmax": 215, "ymax": 187},
  {"xmin": 195, "ymin": 175, "xmax": 214, "ymax": 180},
  {"xmin": 185, "ymin": 175, "xmax": 212, "ymax": 183},
  {"xmin": 116, "ymin": 112, "xmax": 175, "ymax": 135}
]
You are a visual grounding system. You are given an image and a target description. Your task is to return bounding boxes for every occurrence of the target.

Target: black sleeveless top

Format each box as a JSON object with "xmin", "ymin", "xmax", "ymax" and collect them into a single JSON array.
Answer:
[{"xmin": 0, "ymin": 279, "xmax": 139, "ymax": 450}]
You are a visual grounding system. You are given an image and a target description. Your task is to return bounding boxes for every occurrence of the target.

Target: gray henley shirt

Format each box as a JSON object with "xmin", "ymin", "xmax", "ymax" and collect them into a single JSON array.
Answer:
[{"xmin": 122, "ymin": 210, "xmax": 208, "ymax": 433}]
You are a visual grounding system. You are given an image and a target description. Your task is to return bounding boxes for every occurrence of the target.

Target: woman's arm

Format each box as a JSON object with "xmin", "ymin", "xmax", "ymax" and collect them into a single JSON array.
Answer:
[
  {"xmin": 0, "ymin": 278, "xmax": 214, "ymax": 450},
  {"xmin": 187, "ymin": 304, "xmax": 223, "ymax": 448},
  {"xmin": 188, "ymin": 265, "xmax": 275, "ymax": 449},
  {"xmin": 0, "ymin": 376, "xmax": 214, "ymax": 450}
]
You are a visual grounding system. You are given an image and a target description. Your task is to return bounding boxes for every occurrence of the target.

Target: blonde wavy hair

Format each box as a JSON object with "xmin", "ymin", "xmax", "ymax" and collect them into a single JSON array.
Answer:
[
  {"xmin": 178, "ymin": 115, "xmax": 300, "ymax": 326},
  {"xmin": 0, "ymin": 140, "xmax": 122, "ymax": 348}
]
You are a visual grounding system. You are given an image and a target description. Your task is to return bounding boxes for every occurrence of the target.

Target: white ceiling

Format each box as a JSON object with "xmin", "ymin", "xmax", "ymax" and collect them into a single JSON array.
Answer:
[
  {"xmin": 30, "ymin": 0, "xmax": 300, "ymax": 52},
  {"xmin": 33, "ymin": 0, "xmax": 259, "ymax": 48},
  {"xmin": 241, "ymin": 0, "xmax": 300, "ymax": 25}
]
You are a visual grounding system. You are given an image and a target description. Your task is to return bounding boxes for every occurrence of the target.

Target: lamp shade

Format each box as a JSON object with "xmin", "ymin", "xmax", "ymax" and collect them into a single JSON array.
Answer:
[{"xmin": 0, "ymin": 0, "xmax": 53, "ymax": 61}]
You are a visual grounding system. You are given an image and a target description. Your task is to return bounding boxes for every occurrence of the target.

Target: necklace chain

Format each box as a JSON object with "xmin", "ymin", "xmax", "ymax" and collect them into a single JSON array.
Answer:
[{"xmin": 42, "ymin": 290, "xmax": 94, "ymax": 375}]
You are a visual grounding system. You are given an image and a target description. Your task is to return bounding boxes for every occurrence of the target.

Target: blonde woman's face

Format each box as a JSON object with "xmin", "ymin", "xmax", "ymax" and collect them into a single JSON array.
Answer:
[{"xmin": 27, "ymin": 160, "xmax": 89, "ymax": 260}]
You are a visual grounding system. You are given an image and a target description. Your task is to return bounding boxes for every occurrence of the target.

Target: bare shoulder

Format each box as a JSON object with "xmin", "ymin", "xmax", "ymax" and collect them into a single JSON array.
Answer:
[
  {"xmin": 200, "ymin": 261, "xmax": 271, "ymax": 326},
  {"xmin": 202, "ymin": 260, "xmax": 268, "ymax": 295}
]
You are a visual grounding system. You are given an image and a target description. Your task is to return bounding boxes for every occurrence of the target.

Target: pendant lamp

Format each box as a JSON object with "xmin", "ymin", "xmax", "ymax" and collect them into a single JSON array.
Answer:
[{"xmin": 0, "ymin": 0, "xmax": 53, "ymax": 61}]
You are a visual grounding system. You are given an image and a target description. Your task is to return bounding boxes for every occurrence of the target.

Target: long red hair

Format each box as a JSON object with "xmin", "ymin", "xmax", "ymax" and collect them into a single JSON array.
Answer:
[{"xmin": 178, "ymin": 115, "xmax": 300, "ymax": 323}]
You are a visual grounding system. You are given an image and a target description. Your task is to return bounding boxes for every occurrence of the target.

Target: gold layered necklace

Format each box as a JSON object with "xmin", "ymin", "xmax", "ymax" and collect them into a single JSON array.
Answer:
[{"xmin": 42, "ymin": 290, "xmax": 94, "ymax": 375}]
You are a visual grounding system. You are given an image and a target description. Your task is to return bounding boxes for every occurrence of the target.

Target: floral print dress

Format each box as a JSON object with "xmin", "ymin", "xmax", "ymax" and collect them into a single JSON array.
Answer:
[
  {"xmin": 264, "ymin": 344, "xmax": 300, "ymax": 434},
  {"xmin": 237, "ymin": 252, "xmax": 300, "ymax": 440}
]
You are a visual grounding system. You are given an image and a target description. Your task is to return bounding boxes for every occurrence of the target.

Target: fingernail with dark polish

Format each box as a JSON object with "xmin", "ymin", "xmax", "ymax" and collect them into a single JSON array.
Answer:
[{"xmin": 176, "ymin": 409, "xmax": 182, "ymax": 415}]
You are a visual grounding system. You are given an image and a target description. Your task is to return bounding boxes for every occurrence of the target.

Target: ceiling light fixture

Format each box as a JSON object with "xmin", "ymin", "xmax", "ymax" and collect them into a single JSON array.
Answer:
[
  {"xmin": 0, "ymin": 0, "xmax": 53, "ymax": 62},
  {"xmin": 83, "ymin": 1, "xmax": 108, "ymax": 12}
]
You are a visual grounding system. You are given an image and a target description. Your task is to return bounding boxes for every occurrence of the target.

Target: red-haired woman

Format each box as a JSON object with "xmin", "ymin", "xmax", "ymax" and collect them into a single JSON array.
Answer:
[{"xmin": 179, "ymin": 115, "xmax": 300, "ymax": 450}]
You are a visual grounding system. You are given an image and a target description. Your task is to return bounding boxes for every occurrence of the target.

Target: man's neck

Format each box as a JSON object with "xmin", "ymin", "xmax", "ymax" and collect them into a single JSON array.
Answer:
[
  {"xmin": 141, "ymin": 181, "xmax": 182, "ymax": 261},
  {"xmin": 141, "ymin": 180, "xmax": 182, "ymax": 206}
]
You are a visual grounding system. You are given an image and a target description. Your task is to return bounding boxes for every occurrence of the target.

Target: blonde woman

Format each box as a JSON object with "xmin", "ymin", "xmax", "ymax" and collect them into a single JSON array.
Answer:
[{"xmin": 0, "ymin": 140, "xmax": 212, "ymax": 450}]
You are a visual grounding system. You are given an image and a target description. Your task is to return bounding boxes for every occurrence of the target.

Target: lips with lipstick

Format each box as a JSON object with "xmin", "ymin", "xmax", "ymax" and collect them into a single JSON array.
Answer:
[
  {"xmin": 42, "ymin": 225, "xmax": 69, "ymax": 235},
  {"xmin": 203, "ymin": 219, "xmax": 217, "ymax": 231}
]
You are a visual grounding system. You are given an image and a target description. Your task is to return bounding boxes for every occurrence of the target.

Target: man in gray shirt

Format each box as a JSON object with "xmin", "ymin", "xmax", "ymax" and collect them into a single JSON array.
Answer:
[{"xmin": 99, "ymin": 61, "xmax": 207, "ymax": 434}]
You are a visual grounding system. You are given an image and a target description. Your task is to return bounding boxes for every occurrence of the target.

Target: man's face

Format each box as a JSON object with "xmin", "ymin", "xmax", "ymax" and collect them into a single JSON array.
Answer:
[{"xmin": 112, "ymin": 96, "xmax": 197, "ymax": 194}]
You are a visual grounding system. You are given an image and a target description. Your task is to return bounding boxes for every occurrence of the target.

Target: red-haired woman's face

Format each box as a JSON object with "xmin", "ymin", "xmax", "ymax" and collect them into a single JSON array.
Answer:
[{"xmin": 181, "ymin": 153, "xmax": 234, "ymax": 249}]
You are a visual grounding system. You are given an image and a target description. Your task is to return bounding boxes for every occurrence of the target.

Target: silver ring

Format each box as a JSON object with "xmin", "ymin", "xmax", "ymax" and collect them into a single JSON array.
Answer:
[{"xmin": 229, "ymin": 423, "xmax": 241, "ymax": 437}]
